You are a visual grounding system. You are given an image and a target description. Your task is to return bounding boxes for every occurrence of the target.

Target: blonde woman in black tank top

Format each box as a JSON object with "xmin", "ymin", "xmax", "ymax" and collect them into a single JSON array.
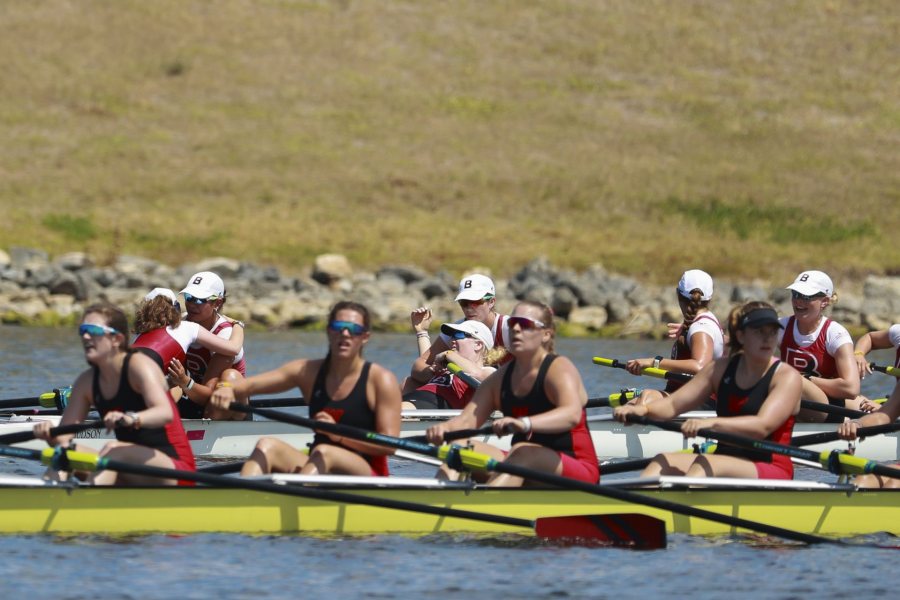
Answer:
[{"xmin": 426, "ymin": 301, "xmax": 599, "ymax": 486}]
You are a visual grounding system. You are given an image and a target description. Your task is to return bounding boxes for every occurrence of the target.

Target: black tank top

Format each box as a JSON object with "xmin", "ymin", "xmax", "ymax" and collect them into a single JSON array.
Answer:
[
  {"xmin": 92, "ymin": 352, "xmax": 179, "ymax": 459},
  {"xmin": 501, "ymin": 354, "xmax": 573, "ymax": 454},
  {"xmin": 713, "ymin": 355, "xmax": 780, "ymax": 462},
  {"xmin": 308, "ymin": 357, "xmax": 376, "ymax": 449}
]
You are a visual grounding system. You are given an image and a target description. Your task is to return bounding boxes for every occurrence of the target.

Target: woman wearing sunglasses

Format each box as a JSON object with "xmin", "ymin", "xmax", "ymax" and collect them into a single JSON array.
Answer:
[
  {"xmin": 33, "ymin": 302, "xmax": 196, "ymax": 485},
  {"xmin": 625, "ymin": 269, "xmax": 724, "ymax": 407},
  {"xmin": 615, "ymin": 302, "xmax": 802, "ymax": 480},
  {"xmin": 426, "ymin": 301, "xmax": 599, "ymax": 486},
  {"xmin": 209, "ymin": 301, "xmax": 402, "ymax": 476},
  {"xmin": 404, "ymin": 274, "xmax": 511, "ymax": 394},
  {"xmin": 777, "ymin": 270, "xmax": 860, "ymax": 422},
  {"xmin": 132, "ymin": 287, "xmax": 244, "ymax": 378},
  {"xmin": 166, "ymin": 271, "xmax": 248, "ymax": 421},
  {"xmin": 402, "ymin": 320, "xmax": 500, "ymax": 410}
]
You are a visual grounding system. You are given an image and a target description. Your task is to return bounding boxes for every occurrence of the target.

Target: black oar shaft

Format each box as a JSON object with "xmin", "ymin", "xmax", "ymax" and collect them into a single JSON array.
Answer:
[
  {"xmin": 0, "ymin": 422, "xmax": 102, "ymax": 446},
  {"xmin": 791, "ymin": 422, "xmax": 900, "ymax": 447}
]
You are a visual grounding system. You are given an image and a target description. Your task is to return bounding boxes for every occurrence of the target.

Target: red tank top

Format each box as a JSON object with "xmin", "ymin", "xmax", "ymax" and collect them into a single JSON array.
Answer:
[
  {"xmin": 779, "ymin": 316, "xmax": 837, "ymax": 378},
  {"xmin": 184, "ymin": 319, "xmax": 246, "ymax": 382},
  {"xmin": 418, "ymin": 370, "xmax": 474, "ymax": 410},
  {"xmin": 132, "ymin": 328, "xmax": 186, "ymax": 371}
]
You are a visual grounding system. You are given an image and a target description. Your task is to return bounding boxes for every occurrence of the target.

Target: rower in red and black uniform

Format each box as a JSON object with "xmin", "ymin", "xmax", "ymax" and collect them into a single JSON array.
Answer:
[
  {"xmin": 626, "ymin": 269, "xmax": 724, "ymax": 408},
  {"xmin": 132, "ymin": 287, "xmax": 244, "ymax": 380},
  {"xmin": 164, "ymin": 272, "xmax": 249, "ymax": 421},
  {"xmin": 850, "ymin": 323, "xmax": 900, "ymax": 412},
  {"xmin": 403, "ymin": 274, "xmax": 511, "ymax": 394},
  {"xmin": 34, "ymin": 302, "xmax": 196, "ymax": 486},
  {"xmin": 777, "ymin": 270, "xmax": 860, "ymax": 423},
  {"xmin": 402, "ymin": 320, "xmax": 498, "ymax": 410},
  {"xmin": 209, "ymin": 301, "xmax": 401, "ymax": 477},
  {"xmin": 615, "ymin": 302, "xmax": 801, "ymax": 480},
  {"xmin": 427, "ymin": 300, "xmax": 599, "ymax": 486}
]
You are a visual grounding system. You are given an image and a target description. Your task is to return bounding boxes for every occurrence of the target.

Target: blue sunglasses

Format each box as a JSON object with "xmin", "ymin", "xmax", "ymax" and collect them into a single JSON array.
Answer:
[
  {"xmin": 448, "ymin": 331, "xmax": 476, "ymax": 341},
  {"xmin": 327, "ymin": 320, "xmax": 368, "ymax": 336},
  {"xmin": 79, "ymin": 323, "xmax": 120, "ymax": 337},
  {"xmin": 183, "ymin": 293, "xmax": 219, "ymax": 305}
]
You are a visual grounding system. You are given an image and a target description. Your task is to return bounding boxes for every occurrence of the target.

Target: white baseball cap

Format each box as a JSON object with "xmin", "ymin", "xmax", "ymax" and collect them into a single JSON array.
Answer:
[
  {"xmin": 144, "ymin": 287, "xmax": 178, "ymax": 306},
  {"xmin": 454, "ymin": 274, "xmax": 496, "ymax": 302},
  {"xmin": 441, "ymin": 320, "xmax": 494, "ymax": 350},
  {"xmin": 677, "ymin": 269, "xmax": 714, "ymax": 301},
  {"xmin": 180, "ymin": 271, "xmax": 225, "ymax": 299},
  {"xmin": 787, "ymin": 270, "xmax": 833, "ymax": 297}
]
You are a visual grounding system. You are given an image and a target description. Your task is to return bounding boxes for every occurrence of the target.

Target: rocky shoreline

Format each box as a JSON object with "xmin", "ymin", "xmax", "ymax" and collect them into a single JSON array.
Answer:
[{"xmin": 1, "ymin": 247, "xmax": 897, "ymax": 337}]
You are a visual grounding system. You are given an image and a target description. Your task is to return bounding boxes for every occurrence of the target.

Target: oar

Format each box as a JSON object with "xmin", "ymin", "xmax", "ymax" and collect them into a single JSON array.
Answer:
[
  {"xmin": 870, "ymin": 363, "xmax": 900, "ymax": 377},
  {"xmin": 627, "ymin": 415, "xmax": 900, "ymax": 481},
  {"xmin": 406, "ymin": 425, "xmax": 495, "ymax": 444},
  {"xmin": 0, "ymin": 444, "xmax": 665, "ymax": 548},
  {"xmin": 226, "ymin": 403, "xmax": 878, "ymax": 547},
  {"xmin": 791, "ymin": 422, "xmax": 900, "ymax": 447},
  {"xmin": 0, "ymin": 421, "xmax": 102, "ymax": 446},
  {"xmin": 0, "ymin": 391, "xmax": 59, "ymax": 410},
  {"xmin": 449, "ymin": 360, "xmax": 640, "ymax": 409},
  {"xmin": 593, "ymin": 356, "xmax": 868, "ymax": 420}
]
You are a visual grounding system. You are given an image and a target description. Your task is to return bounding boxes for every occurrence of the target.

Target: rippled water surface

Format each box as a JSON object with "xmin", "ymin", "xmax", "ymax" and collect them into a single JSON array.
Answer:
[{"xmin": 0, "ymin": 326, "xmax": 897, "ymax": 599}]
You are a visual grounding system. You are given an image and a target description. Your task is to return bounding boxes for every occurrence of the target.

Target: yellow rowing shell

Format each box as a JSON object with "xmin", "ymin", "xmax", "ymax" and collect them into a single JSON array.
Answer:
[{"xmin": 0, "ymin": 475, "xmax": 896, "ymax": 538}]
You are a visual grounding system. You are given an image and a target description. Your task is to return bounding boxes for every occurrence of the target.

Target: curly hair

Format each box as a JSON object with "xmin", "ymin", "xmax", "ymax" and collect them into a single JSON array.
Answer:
[{"xmin": 134, "ymin": 296, "xmax": 181, "ymax": 334}]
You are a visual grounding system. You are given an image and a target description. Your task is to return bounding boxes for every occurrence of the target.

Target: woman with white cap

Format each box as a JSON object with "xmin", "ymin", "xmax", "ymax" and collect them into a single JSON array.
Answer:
[
  {"xmin": 778, "ymin": 270, "xmax": 860, "ymax": 422},
  {"xmin": 132, "ymin": 287, "xmax": 244, "ymax": 381},
  {"xmin": 404, "ymin": 274, "xmax": 511, "ymax": 393},
  {"xmin": 615, "ymin": 301, "xmax": 802, "ymax": 480},
  {"xmin": 402, "ymin": 320, "xmax": 499, "ymax": 410},
  {"xmin": 625, "ymin": 269, "xmax": 724, "ymax": 406},
  {"xmin": 165, "ymin": 271, "xmax": 248, "ymax": 420}
]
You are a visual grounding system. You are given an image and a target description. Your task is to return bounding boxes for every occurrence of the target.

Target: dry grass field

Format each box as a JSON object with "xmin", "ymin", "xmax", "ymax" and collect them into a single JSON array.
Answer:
[{"xmin": 1, "ymin": 0, "xmax": 897, "ymax": 285}]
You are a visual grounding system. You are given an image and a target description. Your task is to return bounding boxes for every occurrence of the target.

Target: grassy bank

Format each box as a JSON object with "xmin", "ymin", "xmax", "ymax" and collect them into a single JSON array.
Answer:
[{"xmin": 1, "ymin": 0, "xmax": 897, "ymax": 285}]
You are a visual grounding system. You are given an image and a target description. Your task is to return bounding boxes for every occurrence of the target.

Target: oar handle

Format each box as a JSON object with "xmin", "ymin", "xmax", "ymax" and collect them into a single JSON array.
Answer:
[
  {"xmin": 585, "ymin": 388, "xmax": 643, "ymax": 409},
  {"xmin": 406, "ymin": 425, "xmax": 495, "ymax": 444},
  {"xmin": 249, "ymin": 397, "xmax": 306, "ymax": 408},
  {"xmin": 791, "ymin": 422, "xmax": 900, "ymax": 447},
  {"xmin": 870, "ymin": 363, "xmax": 900, "ymax": 377},
  {"xmin": 0, "ymin": 421, "xmax": 102, "ymax": 446},
  {"xmin": 447, "ymin": 362, "xmax": 481, "ymax": 389},
  {"xmin": 592, "ymin": 357, "xmax": 692, "ymax": 382}
]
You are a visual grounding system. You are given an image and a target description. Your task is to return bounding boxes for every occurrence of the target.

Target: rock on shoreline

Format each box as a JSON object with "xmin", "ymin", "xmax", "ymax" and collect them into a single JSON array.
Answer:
[{"xmin": 0, "ymin": 247, "xmax": 897, "ymax": 336}]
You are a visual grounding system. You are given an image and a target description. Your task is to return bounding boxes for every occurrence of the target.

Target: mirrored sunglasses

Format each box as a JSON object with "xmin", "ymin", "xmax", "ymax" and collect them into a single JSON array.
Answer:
[
  {"xmin": 448, "ymin": 331, "xmax": 476, "ymax": 341},
  {"xmin": 183, "ymin": 293, "xmax": 219, "ymax": 305},
  {"xmin": 508, "ymin": 316, "xmax": 545, "ymax": 330},
  {"xmin": 791, "ymin": 290, "xmax": 826, "ymax": 302},
  {"xmin": 327, "ymin": 320, "xmax": 368, "ymax": 336},
  {"xmin": 78, "ymin": 323, "xmax": 120, "ymax": 337}
]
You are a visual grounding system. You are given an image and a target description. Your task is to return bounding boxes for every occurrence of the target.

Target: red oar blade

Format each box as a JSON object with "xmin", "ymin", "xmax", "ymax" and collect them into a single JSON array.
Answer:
[{"xmin": 535, "ymin": 513, "xmax": 667, "ymax": 549}]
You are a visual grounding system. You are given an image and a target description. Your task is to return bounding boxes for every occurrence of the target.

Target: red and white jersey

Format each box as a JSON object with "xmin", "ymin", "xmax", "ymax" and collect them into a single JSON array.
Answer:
[
  {"xmin": 184, "ymin": 316, "xmax": 246, "ymax": 382},
  {"xmin": 417, "ymin": 366, "xmax": 497, "ymax": 410},
  {"xmin": 132, "ymin": 321, "xmax": 204, "ymax": 369},
  {"xmin": 665, "ymin": 312, "xmax": 724, "ymax": 392},
  {"xmin": 777, "ymin": 316, "xmax": 852, "ymax": 378}
]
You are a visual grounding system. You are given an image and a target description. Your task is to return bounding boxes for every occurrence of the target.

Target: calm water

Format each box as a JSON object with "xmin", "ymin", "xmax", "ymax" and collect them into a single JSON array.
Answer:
[{"xmin": 0, "ymin": 326, "xmax": 897, "ymax": 599}]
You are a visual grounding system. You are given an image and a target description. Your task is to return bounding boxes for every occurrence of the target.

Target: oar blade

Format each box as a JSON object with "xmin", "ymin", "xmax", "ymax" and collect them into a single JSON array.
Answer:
[{"xmin": 535, "ymin": 513, "xmax": 667, "ymax": 549}]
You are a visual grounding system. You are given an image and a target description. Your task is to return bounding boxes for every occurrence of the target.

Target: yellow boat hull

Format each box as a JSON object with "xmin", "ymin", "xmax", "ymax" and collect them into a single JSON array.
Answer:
[{"xmin": 1, "ymin": 483, "xmax": 897, "ymax": 538}]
